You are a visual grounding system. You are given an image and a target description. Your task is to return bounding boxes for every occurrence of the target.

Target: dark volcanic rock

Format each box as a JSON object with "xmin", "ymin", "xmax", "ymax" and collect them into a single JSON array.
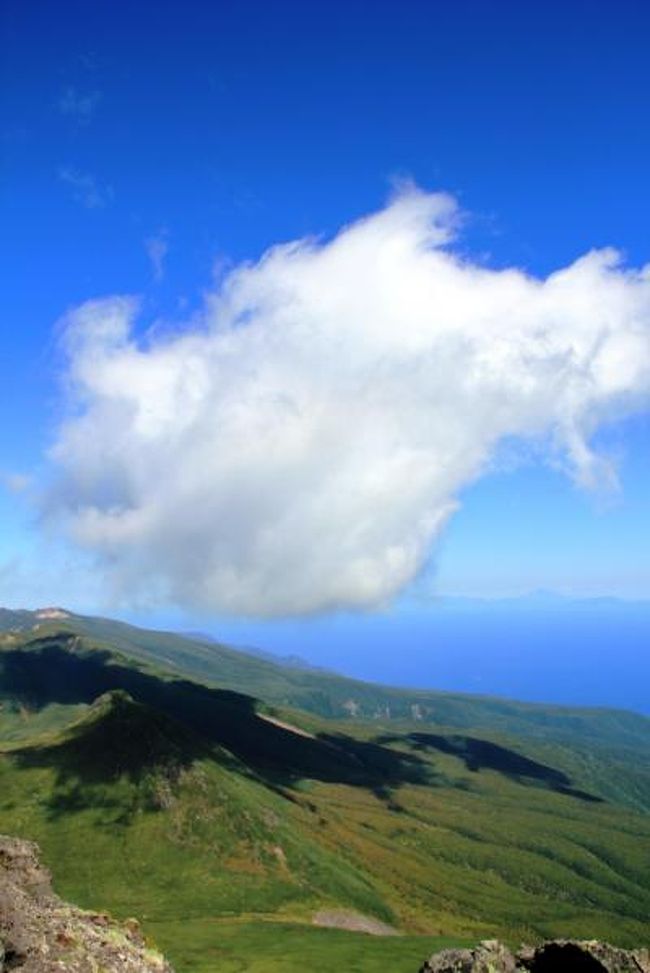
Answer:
[
  {"xmin": 519, "ymin": 940, "xmax": 650, "ymax": 972},
  {"xmin": 419, "ymin": 939, "xmax": 650, "ymax": 973},
  {"xmin": 0, "ymin": 834, "xmax": 173, "ymax": 972}
]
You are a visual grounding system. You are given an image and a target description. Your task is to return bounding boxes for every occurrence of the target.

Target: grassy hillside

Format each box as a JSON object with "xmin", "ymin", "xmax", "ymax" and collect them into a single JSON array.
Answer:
[
  {"xmin": 3, "ymin": 611, "xmax": 650, "ymax": 753},
  {"xmin": 3, "ymin": 611, "xmax": 650, "ymax": 814},
  {"xmin": 1, "ymin": 614, "xmax": 649, "ymax": 970}
]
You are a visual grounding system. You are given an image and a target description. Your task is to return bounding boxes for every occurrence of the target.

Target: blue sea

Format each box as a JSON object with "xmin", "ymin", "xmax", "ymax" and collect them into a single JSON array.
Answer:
[{"xmin": 211, "ymin": 595, "xmax": 650, "ymax": 716}]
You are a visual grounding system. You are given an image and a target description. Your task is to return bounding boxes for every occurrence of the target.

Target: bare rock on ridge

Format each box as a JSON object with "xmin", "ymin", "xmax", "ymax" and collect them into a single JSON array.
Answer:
[{"xmin": 0, "ymin": 834, "xmax": 173, "ymax": 972}]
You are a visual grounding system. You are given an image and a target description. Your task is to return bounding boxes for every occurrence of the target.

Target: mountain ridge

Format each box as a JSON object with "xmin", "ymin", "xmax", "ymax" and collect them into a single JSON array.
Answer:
[{"xmin": 2, "ymin": 606, "xmax": 648, "ymax": 731}]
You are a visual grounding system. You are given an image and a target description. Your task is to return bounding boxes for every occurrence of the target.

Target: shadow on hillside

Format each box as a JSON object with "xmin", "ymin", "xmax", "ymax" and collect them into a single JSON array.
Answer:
[
  {"xmin": 375, "ymin": 732, "xmax": 602, "ymax": 803},
  {"xmin": 2, "ymin": 636, "xmax": 433, "ymax": 811}
]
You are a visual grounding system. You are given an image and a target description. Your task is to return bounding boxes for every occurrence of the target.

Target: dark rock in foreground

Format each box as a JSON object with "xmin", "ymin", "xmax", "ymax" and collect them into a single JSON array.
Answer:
[
  {"xmin": 0, "ymin": 834, "xmax": 173, "ymax": 972},
  {"xmin": 419, "ymin": 938, "xmax": 650, "ymax": 972}
]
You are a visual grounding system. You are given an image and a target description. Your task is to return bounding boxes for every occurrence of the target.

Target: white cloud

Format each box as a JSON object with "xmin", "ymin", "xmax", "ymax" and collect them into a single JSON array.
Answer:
[
  {"xmin": 58, "ymin": 86, "xmax": 101, "ymax": 122},
  {"xmin": 145, "ymin": 233, "xmax": 169, "ymax": 282},
  {"xmin": 45, "ymin": 188, "xmax": 650, "ymax": 617},
  {"xmin": 1, "ymin": 472, "xmax": 32, "ymax": 494},
  {"xmin": 59, "ymin": 167, "xmax": 113, "ymax": 209}
]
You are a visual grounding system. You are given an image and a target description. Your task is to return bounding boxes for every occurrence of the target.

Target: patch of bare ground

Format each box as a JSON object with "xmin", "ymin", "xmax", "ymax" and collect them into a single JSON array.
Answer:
[
  {"xmin": 312, "ymin": 909, "xmax": 399, "ymax": 936},
  {"xmin": 258, "ymin": 713, "xmax": 316, "ymax": 738}
]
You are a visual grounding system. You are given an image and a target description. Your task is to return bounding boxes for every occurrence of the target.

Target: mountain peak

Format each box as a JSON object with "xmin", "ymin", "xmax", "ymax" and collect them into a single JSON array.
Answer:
[{"xmin": 34, "ymin": 606, "xmax": 73, "ymax": 620}]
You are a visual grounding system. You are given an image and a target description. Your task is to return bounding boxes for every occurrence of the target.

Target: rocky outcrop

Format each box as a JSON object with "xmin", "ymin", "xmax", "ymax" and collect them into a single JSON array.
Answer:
[
  {"xmin": 419, "ymin": 939, "xmax": 650, "ymax": 973},
  {"xmin": 0, "ymin": 835, "xmax": 173, "ymax": 972},
  {"xmin": 420, "ymin": 940, "xmax": 516, "ymax": 972}
]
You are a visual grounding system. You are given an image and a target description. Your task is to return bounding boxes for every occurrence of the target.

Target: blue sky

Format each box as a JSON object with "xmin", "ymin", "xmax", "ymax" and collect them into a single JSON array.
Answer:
[{"xmin": 1, "ymin": 1, "xmax": 650, "ymax": 701}]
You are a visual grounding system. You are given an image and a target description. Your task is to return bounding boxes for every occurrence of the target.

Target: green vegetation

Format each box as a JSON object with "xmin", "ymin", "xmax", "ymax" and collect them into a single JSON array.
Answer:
[
  {"xmin": 148, "ymin": 920, "xmax": 473, "ymax": 973},
  {"xmin": 1, "ymin": 612, "xmax": 649, "ymax": 970},
  {"xmin": 3, "ymin": 612, "xmax": 650, "ymax": 813}
]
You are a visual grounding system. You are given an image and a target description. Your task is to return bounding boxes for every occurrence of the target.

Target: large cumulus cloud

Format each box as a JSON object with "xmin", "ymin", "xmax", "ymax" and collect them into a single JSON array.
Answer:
[{"xmin": 47, "ymin": 188, "xmax": 650, "ymax": 616}]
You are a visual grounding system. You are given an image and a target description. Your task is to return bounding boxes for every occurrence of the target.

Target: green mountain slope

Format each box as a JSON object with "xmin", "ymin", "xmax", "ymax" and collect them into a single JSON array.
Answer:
[
  {"xmin": 3, "ymin": 610, "xmax": 649, "ymax": 813},
  {"xmin": 1, "ymin": 611, "xmax": 649, "ymax": 971},
  {"xmin": 3, "ymin": 609, "xmax": 649, "ymax": 752}
]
